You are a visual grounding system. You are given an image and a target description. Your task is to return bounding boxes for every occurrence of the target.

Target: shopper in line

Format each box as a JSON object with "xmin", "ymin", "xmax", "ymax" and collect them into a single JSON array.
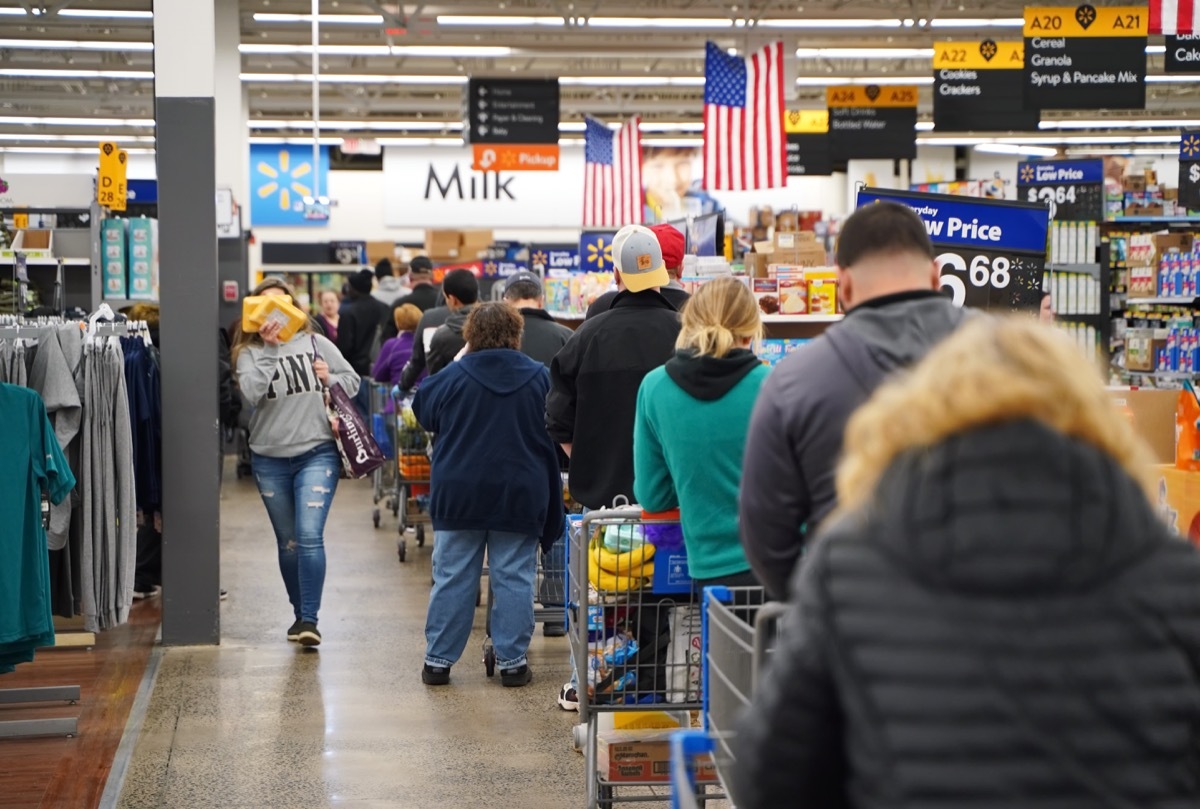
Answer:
[
  {"xmin": 427, "ymin": 276, "xmax": 481, "ymax": 375},
  {"xmin": 314, "ymin": 289, "xmax": 341, "ymax": 343},
  {"xmin": 413, "ymin": 303, "xmax": 564, "ymax": 687},
  {"xmin": 337, "ymin": 269, "xmax": 388, "ymax": 417},
  {"xmin": 585, "ymin": 223, "xmax": 690, "ymax": 319},
  {"xmin": 502, "ymin": 271, "xmax": 573, "ymax": 369},
  {"xmin": 232, "ymin": 278, "xmax": 360, "ymax": 649},
  {"xmin": 733, "ymin": 317, "xmax": 1200, "ymax": 809},
  {"xmin": 401, "ymin": 256, "xmax": 440, "ymax": 313},
  {"xmin": 633, "ymin": 276, "xmax": 766, "ymax": 589},
  {"xmin": 399, "ymin": 269, "xmax": 479, "ymax": 390},
  {"xmin": 739, "ymin": 201, "xmax": 968, "ymax": 600},
  {"xmin": 371, "ymin": 258, "xmax": 410, "ymax": 309},
  {"xmin": 372, "ymin": 303, "xmax": 423, "ymax": 388},
  {"xmin": 546, "ymin": 223, "xmax": 682, "ymax": 709}
]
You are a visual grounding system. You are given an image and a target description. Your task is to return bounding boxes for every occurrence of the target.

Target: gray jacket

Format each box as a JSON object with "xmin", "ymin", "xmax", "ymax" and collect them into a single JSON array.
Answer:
[{"xmin": 739, "ymin": 291, "xmax": 968, "ymax": 600}]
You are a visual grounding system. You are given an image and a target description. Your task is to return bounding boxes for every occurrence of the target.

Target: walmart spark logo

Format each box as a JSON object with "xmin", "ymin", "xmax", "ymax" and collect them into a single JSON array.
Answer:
[
  {"xmin": 249, "ymin": 144, "xmax": 329, "ymax": 227},
  {"xmin": 1019, "ymin": 163, "xmax": 1036, "ymax": 183},
  {"xmin": 256, "ymin": 149, "xmax": 313, "ymax": 212},
  {"xmin": 531, "ymin": 250, "xmax": 549, "ymax": 268},
  {"xmin": 1183, "ymin": 133, "xmax": 1200, "ymax": 159},
  {"xmin": 584, "ymin": 236, "xmax": 614, "ymax": 270}
]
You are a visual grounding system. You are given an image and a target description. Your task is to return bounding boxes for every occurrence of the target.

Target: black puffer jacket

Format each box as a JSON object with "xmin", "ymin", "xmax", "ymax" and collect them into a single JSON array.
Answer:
[{"xmin": 733, "ymin": 420, "xmax": 1200, "ymax": 809}]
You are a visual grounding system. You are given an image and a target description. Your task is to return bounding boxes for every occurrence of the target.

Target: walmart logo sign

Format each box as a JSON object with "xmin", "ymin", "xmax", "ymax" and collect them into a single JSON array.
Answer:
[{"xmin": 250, "ymin": 144, "xmax": 330, "ymax": 227}]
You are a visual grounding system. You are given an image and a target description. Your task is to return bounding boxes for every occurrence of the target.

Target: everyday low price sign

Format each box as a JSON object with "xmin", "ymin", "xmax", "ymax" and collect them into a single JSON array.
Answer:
[
  {"xmin": 1180, "ymin": 132, "xmax": 1200, "ymax": 213},
  {"xmin": 856, "ymin": 187, "xmax": 1049, "ymax": 312},
  {"xmin": 1016, "ymin": 158, "xmax": 1104, "ymax": 221}
]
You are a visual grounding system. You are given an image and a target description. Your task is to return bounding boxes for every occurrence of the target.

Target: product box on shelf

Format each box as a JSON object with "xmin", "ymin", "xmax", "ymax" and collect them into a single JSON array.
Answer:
[
  {"xmin": 807, "ymin": 270, "xmax": 838, "ymax": 315},
  {"xmin": 775, "ymin": 269, "xmax": 808, "ymax": 315},
  {"xmin": 1109, "ymin": 388, "xmax": 1178, "ymax": 464},
  {"xmin": 1125, "ymin": 328, "xmax": 1168, "ymax": 372},
  {"xmin": 753, "ymin": 278, "xmax": 780, "ymax": 315},
  {"xmin": 597, "ymin": 729, "xmax": 718, "ymax": 784},
  {"xmin": 127, "ymin": 217, "xmax": 158, "ymax": 300},
  {"xmin": 1155, "ymin": 466, "xmax": 1200, "ymax": 545},
  {"xmin": 424, "ymin": 229, "xmax": 461, "ymax": 260},
  {"xmin": 101, "ymin": 219, "xmax": 128, "ymax": 299}
]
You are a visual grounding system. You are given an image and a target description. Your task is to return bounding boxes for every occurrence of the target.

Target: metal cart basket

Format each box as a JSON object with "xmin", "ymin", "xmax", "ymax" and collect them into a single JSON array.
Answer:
[
  {"xmin": 393, "ymin": 392, "xmax": 432, "ymax": 562},
  {"xmin": 368, "ymin": 381, "xmax": 399, "ymax": 529}
]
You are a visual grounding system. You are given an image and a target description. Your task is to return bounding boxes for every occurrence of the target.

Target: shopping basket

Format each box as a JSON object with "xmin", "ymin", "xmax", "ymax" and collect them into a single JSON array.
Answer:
[
  {"xmin": 668, "ymin": 587, "xmax": 787, "ymax": 809},
  {"xmin": 393, "ymin": 390, "xmax": 432, "ymax": 562}
]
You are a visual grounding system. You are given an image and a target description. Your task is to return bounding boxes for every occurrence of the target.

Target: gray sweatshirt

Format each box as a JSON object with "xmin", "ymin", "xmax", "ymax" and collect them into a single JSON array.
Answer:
[{"xmin": 236, "ymin": 332, "xmax": 360, "ymax": 458}]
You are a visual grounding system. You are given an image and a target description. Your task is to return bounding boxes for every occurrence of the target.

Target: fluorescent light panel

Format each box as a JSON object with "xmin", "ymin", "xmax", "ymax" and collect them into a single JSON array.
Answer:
[
  {"xmin": 251, "ymin": 119, "xmax": 464, "ymax": 131},
  {"xmin": 0, "ymin": 68, "xmax": 152, "ymax": 79},
  {"xmin": 0, "ymin": 133, "xmax": 154, "ymax": 143},
  {"xmin": 436, "ymin": 15, "xmax": 566, "ymax": 26},
  {"xmin": 1041, "ymin": 119, "xmax": 1200, "ymax": 129},
  {"xmin": 252, "ymin": 13, "xmax": 386, "ymax": 24},
  {"xmin": 240, "ymin": 73, "xmax": 468, "ymax": 85},
  {"xmin": 796, "ymin": 76, "xmax": 934, "ymax": 86},
  {"xmin": 240, "ymin": 43, "xmax": 511, "ymax": 57},
  {"xmin": 0, "ymin": 115, "xmax": 153, "ymax": 127},
  {"xmin": 974, "ymin": 143, "xmax": 1057, "ymax": 156},
  {"xmin": 586, "ymin": 17, "xmax": 733, "ymax": 28},
  {"xmin": 56, "ymin": 9, "xmax": 153, "ymax": 18},
  {"xmin": 0, "ymin": 38, "xmax": 152, "ymax": 50},
  {"xmin": 796, "ymin": 47, "xmax": 934, "ymax": 58}
]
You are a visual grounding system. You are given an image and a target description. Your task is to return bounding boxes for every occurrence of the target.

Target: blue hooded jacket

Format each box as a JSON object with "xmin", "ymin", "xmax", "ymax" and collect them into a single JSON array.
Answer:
[{"xmin": 412, "ymin": 348, "xmax": 565, "ymax": 550}]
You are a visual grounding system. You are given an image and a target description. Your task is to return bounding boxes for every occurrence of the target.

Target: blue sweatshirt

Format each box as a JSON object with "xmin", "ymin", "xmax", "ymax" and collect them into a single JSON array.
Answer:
[
  {"xmin": 634, "ymin": 349, "xmax": 769, "ymax": 580},
  {"xmin": 412, "ymin": 349, "xmax": 564, "ymax": 549}
]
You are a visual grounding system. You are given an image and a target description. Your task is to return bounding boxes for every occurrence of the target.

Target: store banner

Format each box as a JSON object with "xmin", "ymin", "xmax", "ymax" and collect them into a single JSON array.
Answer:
[
  {"xmin": 857, "ymin": 187, "xmax": 1049, "ymax": 312},
  {"xmin": 531, "ymin": 244, "xmax": 580, "ymax": 272},
  {"xmin": 1180, "ymin": 131, "xmax": 1200, "ymax": 212},
  {"xmin": 1016, "ymin": 158, "xmax": 1105, "ymax": 220},
  {"xmin": 250, "ymin": 144, "xmax": 331, "ymax": 228},
  {"xmin": 383, "ymin": 146, "xmax": 585, "ymax": 228},
  {"xmin": 580, "ymin": 230, "xmax": 618, "ymax": 273},
  {"xmin": 1166, "ymin": 34, "xmax": 1200, "ymax": 72},
  {"xmin": 1023, "ymin": 5, "xmax": 1148, "ymax": 110},
  {"xmin": 827, "ymin": 85, "xmax": 917, "ymax": 161},
  {"xmin": 933, "ymin": 40, "xmax": 1039, "ymax": 132},
  {"xmin": 784, "ymin": 110, "xmax": 832, "ymax": 176}
]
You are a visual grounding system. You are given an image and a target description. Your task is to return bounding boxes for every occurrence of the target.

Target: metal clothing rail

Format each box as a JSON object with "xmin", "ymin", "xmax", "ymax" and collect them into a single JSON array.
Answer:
[{"xmin": 0, "ymin": 686, "xmax": 80, "ymax": 740}]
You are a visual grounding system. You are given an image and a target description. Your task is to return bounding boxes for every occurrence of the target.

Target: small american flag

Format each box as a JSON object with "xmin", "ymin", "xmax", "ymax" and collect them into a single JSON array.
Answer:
[
  {"xmin": 583, "ymin": 116, "xmax": 643, "ymax": 228},
  {"xmin": 1152, "ymin": 0, "xmax": 1200, "ymax": 34},
  {"xmin": 703, "ymin": 41, "xmax": 786, "ymax": 191}
]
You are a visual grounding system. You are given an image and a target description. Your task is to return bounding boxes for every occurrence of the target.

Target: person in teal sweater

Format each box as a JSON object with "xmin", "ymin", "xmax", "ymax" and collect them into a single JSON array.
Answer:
[{"xmin": 633, "ymin": 276, "xmax": 768, "ymax": 588}]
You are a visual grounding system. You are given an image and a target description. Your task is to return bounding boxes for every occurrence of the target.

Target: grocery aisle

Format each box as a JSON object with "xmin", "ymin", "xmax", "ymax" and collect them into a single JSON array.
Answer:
[{"xmin": 116, "ymin": 464, "xmax": 582, "ymax": 808}]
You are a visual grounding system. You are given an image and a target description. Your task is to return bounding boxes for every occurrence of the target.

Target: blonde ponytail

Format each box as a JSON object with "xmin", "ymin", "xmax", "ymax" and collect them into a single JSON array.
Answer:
[{"xmin": 676, "ymin": 276, "xmax": 763, "ymax": 358}]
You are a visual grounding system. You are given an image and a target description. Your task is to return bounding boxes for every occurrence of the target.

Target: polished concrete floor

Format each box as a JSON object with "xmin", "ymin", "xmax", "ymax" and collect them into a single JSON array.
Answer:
[{"xmin": 116, "ymin": 470, "xmax": 585, "ymax": 808}]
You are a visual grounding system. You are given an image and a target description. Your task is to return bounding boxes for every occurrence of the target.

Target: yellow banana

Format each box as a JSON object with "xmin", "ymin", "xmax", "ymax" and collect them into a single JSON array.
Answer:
[
  {"xmin": 589, "ymin": 555, "xmax": 653, "ymax": 592},
  {"xmin": 594, "ymin": 541, "xmax": 655, "ymax": 574}
]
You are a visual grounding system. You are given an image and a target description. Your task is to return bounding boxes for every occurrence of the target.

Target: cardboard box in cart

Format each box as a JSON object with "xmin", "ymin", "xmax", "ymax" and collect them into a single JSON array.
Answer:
[{"xmin": 598, "ymin": 729, "xmax": 718, "ymax": 784}]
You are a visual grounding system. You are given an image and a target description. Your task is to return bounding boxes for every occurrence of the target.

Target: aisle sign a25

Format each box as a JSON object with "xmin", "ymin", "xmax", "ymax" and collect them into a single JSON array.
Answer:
[{"xmin": 856, "ymin": 188, "xmax": 1049, "ymax": 312}]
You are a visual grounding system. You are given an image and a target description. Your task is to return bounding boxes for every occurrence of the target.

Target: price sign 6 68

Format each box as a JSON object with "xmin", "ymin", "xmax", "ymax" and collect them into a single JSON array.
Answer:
[{"xmin": 936, "ymin": 252, "xmax": 1011, "ymax": 307}]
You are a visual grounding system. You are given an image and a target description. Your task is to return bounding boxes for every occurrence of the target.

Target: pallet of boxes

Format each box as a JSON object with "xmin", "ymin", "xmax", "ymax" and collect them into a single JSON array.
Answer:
[{"xmin": 744, "ymin": 211, "xmax": 837, "ymax": 318}]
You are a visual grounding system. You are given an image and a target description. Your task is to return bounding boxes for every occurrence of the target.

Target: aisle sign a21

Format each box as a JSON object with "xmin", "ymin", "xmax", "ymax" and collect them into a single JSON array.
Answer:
[
  {"xmin": 1016, "ymin": 158, "xmax": 1104, "ymax": 221},
  {"xmin": 857, "ymin": 188, "xmax": 1049, "ymax": 312}
]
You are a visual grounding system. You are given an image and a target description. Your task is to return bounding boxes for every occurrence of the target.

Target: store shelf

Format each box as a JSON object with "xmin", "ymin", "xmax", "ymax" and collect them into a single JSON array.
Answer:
[
  {"xmin": 1127, "ymin": 370, "xmax": 1199, "ymax": 379},
  {"xmin": 1126, "ymin": 296, "xmax": 1199, "ymax": 307},
  {"xmin": 1056, "ymin": 313, "xmax": 1104, "ymax": 324},
  {"xmin": 761, "ymin": 314, "xmax": 844, "ymax": 323},
  {"xmin": 1048, "ymin": 263, "xmax": 1101, "ymax": 274},
  {"xmin": 1, "ymin": 256, "xmax": 90, "ymax": 267},
  {"xmin": 101, "ymin": 298, "xmax": 157, "ymax": 309},
  {"xmin": 1110, "ymin": 217, "xmax": 1200, "ymax": 224}
]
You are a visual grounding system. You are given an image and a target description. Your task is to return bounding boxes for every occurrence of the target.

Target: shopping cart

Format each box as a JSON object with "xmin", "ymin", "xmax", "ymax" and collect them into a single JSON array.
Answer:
[
  {"xmin": 668, "ymin": 587, "xmax": 787, "ymax": 809},
  {"xmin": 393, "ymin": 392, "xmax": 432, "ymax": 563},
  {"xmin": 368, "ymin": 381, "xmax": 399, "ymax": 529},
  {"xmin": 568, "ymin": 504, "xmax": 714, "ymax": 808}
]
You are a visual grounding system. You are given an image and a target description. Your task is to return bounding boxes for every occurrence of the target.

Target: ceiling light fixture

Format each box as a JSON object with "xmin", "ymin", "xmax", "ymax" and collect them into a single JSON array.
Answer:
[
  {"xmin": 0, "ymin": 146, "xmax": 155, "ymax": 154},
  {"xmin": 926, "ymin": 17, "xmax": 1024, "ymax": 27},
  {"xmin": 0, "ymin": 68, "xmax": 153, "ymax": 79},
  {"xmin": 795, "ymin": 76, "xmax": 934, "ymax": 85},
  {"xmin": 250, "ymin": 119, "xmax": 465, "ymax": 131},
  {"xmin": 55, "ymin": 9, "xmax": 154, "ymax": 18},
  {"xmin": 759, "ymin": 18, "xmax": 903, "ymax": 28},
  {"xmin": 436, "ymin": 15, "xmax": 566, "ymax": 26},
  {"xmin": 796, "ymin": 47, "xmax": 934, "ymax": 58},
  {"xmin": 586, "ymin": 17, "xmax": 735, "ymax": 28},
  {"xmin": 1040, "ymin": 118, "xmax": 1200, "ymax": 129},
  {"xmin": 252, "ymin": 13, "xmax": 386, "ymax": 24},
  {"xmin": 0, "ymin": 115, "xmax": 154, "ymax": 127},
  {"xmin": 0, "ymin": 133, "xmax": 156, "ymax": 143},
  {"xmin": 239, "ymin": 43, "xmax": 512, "ymax": 57},
  {"xmin": 0, "ymin": 38, "xmax": 153, "ymax": 51},
  {"xmin": 559, "ymin": 76, "xmax": 705, "ymax": 86},
  {"xmin": 974, "ymin": 143, "xmax": 1058, "ymax": 156},
  {"xmin": 239, "ymin": 73, "xmax": 469, "ymax": 85}
]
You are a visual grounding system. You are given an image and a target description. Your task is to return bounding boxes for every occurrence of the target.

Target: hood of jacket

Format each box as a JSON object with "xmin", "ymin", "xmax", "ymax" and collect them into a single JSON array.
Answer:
[
  {"xmin": 457, "ymin": 348, "xmax": 545, "ymax": 396},
  {"xmin": 443, "ymin": 304, "xmax": 477, "ymax": 336},
  {"xmin": 859, "ymin": 419, "xmax": 1165, "ymax": 596},
  {"xmin": 665, "ymin": 348, "xmax": 760, "ymax": 401},
  {"xmin": 837, "ymin": 292, "xmax": 969, "ymax": 390},
  {"xmin": 377, "ymin": 277, "xmax": 405, "ymax": 293}
]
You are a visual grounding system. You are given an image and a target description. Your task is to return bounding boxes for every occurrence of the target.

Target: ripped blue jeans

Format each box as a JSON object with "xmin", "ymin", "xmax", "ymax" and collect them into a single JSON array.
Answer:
[{"xmin": 251, "ymin": 443, "xmax": 340, "ymax": 625}]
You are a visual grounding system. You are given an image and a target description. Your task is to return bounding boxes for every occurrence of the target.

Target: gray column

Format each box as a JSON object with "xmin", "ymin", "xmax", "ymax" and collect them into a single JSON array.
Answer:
[{"xmin": 154, "ymin": 0, "xmax": 221, "ymax": 645}]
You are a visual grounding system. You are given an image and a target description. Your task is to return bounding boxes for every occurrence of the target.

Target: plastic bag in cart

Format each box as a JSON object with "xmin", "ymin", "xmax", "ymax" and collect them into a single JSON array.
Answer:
[{"xmin": 588, "ymin": 631, "xmax": 639, "ymax": 695}]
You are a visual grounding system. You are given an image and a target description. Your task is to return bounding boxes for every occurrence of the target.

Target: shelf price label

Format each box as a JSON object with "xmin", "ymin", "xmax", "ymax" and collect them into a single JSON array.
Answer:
[
  {"xmin": 856, "ymin": 187, "xmax": 1049, "ymax": 312},
  {"xmin": 1016, "ymin": 158, "xmax": 1104, "ymax": 221}
]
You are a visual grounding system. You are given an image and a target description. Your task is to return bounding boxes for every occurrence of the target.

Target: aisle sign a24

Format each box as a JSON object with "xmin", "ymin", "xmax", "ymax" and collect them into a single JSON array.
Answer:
[{"xmin": 856, "ymin": 188, "xmax": 1049, "ymax": 312}]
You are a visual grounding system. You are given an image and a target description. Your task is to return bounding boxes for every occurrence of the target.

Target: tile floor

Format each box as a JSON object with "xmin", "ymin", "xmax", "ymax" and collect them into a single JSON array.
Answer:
[{"xmin": 116, "ymin": 471, "xmax": 586, "ymax": 809}]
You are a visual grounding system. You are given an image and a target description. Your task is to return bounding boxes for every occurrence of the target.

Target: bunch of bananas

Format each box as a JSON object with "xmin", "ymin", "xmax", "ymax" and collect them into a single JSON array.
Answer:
[
  {"xmin": 588, "ymin": 536, "xmax": 655, "ymax": 593},
  {"xmin": 399, "ymin": 407, "xmax": 420, "ymax": 430}
]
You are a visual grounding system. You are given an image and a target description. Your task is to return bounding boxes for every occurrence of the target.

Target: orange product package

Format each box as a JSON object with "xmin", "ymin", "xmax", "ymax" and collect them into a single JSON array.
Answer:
[{"xmin": 1176, "ymin": 386, "xmax": 1200, "ymax": 472}]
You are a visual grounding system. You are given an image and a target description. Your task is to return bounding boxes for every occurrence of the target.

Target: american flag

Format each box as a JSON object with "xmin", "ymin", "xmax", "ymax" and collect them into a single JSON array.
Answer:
[
  {"xmin": 1151, "ymin": 0, "xmax": 1200, "ymax": 34},
  {"xmin": 583, "ymin": 116, "xmax": 643, "ymax": 228},
  {"xmin": 703, "ymin": 41, "xmax": 786, "ymax": 191}
]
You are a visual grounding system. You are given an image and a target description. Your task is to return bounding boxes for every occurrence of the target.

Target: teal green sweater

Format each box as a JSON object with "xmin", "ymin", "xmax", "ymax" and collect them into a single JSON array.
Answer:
[{"xmin": 633, "ymin": 356, "xmax": 769, "ymax": 580}]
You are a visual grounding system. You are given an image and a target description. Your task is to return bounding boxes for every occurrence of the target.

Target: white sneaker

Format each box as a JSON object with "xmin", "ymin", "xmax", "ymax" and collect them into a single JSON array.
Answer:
[
  {"xmin": 132, "ymin": 585, "xmax": 161, "ymax": 600},
  {"xmin": 558, "ymin": 682, "xmax": 579, "ymax": 712}
]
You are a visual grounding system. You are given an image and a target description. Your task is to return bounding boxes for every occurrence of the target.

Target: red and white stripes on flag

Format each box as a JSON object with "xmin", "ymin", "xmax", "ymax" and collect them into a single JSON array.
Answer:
[
  {"xmin": 703, "ymin": 41, "xmax": 786, "ymax": 191},
  {"xmin": 1152, "ymin": 0, "xmax": 1200, "ymax": 35},
  {"xmin": 582, "ymin": 116, "xmax": 643, "ymax": 228}
]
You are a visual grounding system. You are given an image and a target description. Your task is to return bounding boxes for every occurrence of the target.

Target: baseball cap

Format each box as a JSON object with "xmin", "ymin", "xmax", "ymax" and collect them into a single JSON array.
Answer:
[
  {"xmin": 649, "ymin": 223, "xmax": 685, "ymax": 272},
  {"xmin": 503, "ymin": 270, "xmax": 543, "ymax": 295},
  {"xmin": 613, "ymin": 224, "xmax": 670, "ymax": 293},
  {"xmin": 409, "ymin": 255, "xmax": 434, "ymax": 275}
]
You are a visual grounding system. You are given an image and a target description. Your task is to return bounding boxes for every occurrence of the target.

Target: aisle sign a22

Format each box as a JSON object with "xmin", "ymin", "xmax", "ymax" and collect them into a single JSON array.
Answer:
[
  {"xmin": 856, "ymin": 188, "xmax": 1049, "ymax": 312},
  {"xmin": 1016, "ymin": 158, "xmax": 1104, "ymax": 221}
]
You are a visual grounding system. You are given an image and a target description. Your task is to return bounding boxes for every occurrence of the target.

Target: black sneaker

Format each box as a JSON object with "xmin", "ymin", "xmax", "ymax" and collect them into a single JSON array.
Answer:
[
  {"xmin": 500, "ymin": 664, "xmax": 532, "ymax": 688},
  {"xmin": 296, "ymin": 622, "xmax": 321, "ymax": 647},
  {"xmin": 287, "ymin": 620, "xmax": 303, "ymax": 642},
  {"xmin": 542, "ymin": 623, "xmax": 566, "ymax": 638},
  {"xmin": 558, "ymin": 682, "xmax": 579, "ymax": 711},
  {"xmin": 422, "ymin": 664, "xmax": 451, "ymax": 685}
]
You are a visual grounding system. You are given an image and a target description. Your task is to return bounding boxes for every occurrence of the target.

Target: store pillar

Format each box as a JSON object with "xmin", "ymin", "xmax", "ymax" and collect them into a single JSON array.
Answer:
[{"xmin": 154, "ymin": 0, "xmax": 222, "ymax": 645}]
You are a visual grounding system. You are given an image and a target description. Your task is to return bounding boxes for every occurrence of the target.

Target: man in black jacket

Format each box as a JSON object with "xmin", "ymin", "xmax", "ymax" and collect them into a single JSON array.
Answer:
[
  {"xmin": 336, "ymin": 269, "xmax": 388, "ymax": 415},
  {"xmin": 547, "ymin": 224, "xmax": 681, "ymax": 511},
  {"xmin": 502, "ymin": 271, "xmax": 573, "ymax": 369},
  {"xmin": 402, "ymin": 256, "xmax": 440, "ymax": 312},
  {"xmin": 400, "ymin": 268, "xmax": 479, "ymax": 390},
  {"xmin": 739, "ymin": 202, "xmax": 968, "ymax": 600}
]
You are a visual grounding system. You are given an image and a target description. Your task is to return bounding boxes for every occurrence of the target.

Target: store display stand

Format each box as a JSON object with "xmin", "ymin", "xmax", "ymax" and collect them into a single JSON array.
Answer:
[{"xmin": 0, "ymin": 686, "xmax": 80, "ymax": 740}]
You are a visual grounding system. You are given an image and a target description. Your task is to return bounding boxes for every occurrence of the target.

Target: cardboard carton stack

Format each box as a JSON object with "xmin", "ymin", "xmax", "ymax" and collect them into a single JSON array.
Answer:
[
  {"xmin": 423, "ymin": 229, "xmax": 495, "ymax": 262},
  {"xmin": 1123, "ymin": 169, "xmax": 1180, "ymax": 218}
]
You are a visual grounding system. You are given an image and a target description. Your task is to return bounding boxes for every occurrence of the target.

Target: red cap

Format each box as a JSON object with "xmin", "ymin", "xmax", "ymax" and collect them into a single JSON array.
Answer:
[{"xmin": 648, "ymin": 223, "xmax": 685, "ymax": 272}]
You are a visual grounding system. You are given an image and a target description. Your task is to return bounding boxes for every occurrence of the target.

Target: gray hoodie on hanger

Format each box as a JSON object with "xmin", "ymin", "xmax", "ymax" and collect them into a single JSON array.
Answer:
[{"xmin": 236, "ymin": 332, "xmax": 360, "ymax": 459}]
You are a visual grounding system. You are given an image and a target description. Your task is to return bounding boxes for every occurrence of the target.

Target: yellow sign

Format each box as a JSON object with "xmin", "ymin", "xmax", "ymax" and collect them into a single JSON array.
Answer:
[
  {"xmin": 13, "ymin": 212, "xmax": 28, "ymax": 229},
  {"xmin": 784, "ymin": 110, "xmax": 829, "ymax": 134},
  {"xmin": 97, "ymin": 141, "xmax": 128, "ymax": 211},
  {"xmin": 933, "ymin": 40, "xmax": 1024, "ymax": 70},
  {"xmin": 1023, "ymin": 5, "xmax": 1148, "ymax": 37},
  {"xmin": 826, "ymin": 85, "xmax": 919, "ymax": 108}
]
